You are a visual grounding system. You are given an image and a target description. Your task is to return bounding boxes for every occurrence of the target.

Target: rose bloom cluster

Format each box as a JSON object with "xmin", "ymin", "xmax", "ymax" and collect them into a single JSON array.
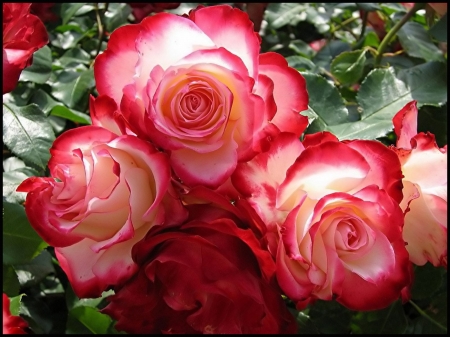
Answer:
[{"xmin": 4, "ymin": 3, "xmax": 447, "ymax": 334}]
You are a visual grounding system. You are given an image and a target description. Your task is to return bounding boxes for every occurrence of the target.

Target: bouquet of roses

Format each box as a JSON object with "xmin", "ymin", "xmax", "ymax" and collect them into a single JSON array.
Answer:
[{"xmin": 3, "ymin": 2, "xmax": 447, "ymax": 334}]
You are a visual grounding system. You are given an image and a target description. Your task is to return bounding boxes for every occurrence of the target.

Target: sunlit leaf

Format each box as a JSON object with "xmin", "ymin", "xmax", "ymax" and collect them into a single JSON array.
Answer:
[{"xmin": 3, "ymin": 103, "xmax": 55, "ymax": 170}]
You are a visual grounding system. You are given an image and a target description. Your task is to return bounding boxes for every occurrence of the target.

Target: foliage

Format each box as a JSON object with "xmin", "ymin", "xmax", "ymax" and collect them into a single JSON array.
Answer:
[{"xmin": 2, "ymin": 2, "xmax": 447, "ymax": 334}]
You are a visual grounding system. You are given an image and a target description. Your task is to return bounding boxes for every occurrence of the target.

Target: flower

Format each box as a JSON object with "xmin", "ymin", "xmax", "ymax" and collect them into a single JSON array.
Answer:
[
  {"xmin": 17, "ymin": 126, "xmax": 187, "ymax": 298},
  {"xmin": 392, "ymin": 101, "xmax": 447, "ymax": 267},
  {"xmin": 232, "ymin": 132, "xmax": 412, "ymax": 310},
  {"xmin": 3, "ymin": 294, "xmax": 29, "ymax": 334},
  {"xmin": 2, "ymin": 3, "xmax": 48, "ymax": 94},
  {"xmin": 102, "ymin": 203, "xmax": 296, "ymax": 334},
  {"xmin": 128, "ymin": 3, "xmax": 180, "ymax": 23},
  {"xmin": 94, "ymin": 4, "xmax": 308, "ymax": 189}
]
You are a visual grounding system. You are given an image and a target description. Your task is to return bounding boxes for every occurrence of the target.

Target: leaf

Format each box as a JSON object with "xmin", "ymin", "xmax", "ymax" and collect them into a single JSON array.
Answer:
[
  {"xmin": 397, "ymin": 22, "xmax": 445, "ymax": 62},
  {"xmin": 29, "ymin": 89, "xmax": 59, "ymax": 116},
  {"xmin": 50, "ymin": 105, "xmax": 91, "ymax": 125},
  {"xmin": 3, "ymin": 167, "xmax": 40, "ymax": 204},
  {"xmin": 351, "ymin": 300, "xmax": 408, "ymax": 333},
  {"xmin": 363, "ymin": 31, "xmax": 380, "ymax": 48},
  {"xmin": 300, "ymin": 72, "xmax": 349, "ymax": 134},
  {"xmin": 307, "ymin": 300, "xmax": 353, "ymax": 334},
  {"xmin": 9, "ymin": 294, "xmax": 26, "ymax": 316},
  {"xmin": 15, "ymin": 250, "xmax": 55, "ymax": 288},
  {"xmin": 2, "ymin": 200, "xmax": 48, "ymax": 265},
  {"xmin": 312, "ymin": 40, "xmax": 352, "ymax": 71},
  {"xmin": 51, "ymin": 69, "xmax": 95, "ymax": 110},
  {"xmin": 287, "ymin": 56, "xmax": 317, "ymax": 72},
  {"xmin": 265, "ymin": 3, "xmax": 306, "ymax": 29},
  {"xmin": 289, "ymin": 39, "xmax": 315, "ymax": 58},
  {"xmin": 410, "ymin": 296, "xmax": 448, "ymax": 334},
  {"xmin": 3, "ymin": 265, "xmax": 21, "ymax": 297},
  {"xmin": 58, "ymin": 47, "xmax": 92, "ymax": 67},
  {"xmin": 61, "ymin": 3, "xmax": 87, "ymax": 25},
  {"xmin": 328, "ymin": 62, "xmax": 447, "ymax": 140},
  {"xmin": 104, "ymin": 3, "xmax": 132, "ymax": 33},
  {"xmin": 411, "ymin": 264, "xmax": 445, "ymax": 300},
  {"xmin": 331, "ymin": 49, "xmax": 367, "ymax": 85},
  {"xmin": 19, "ymin": 46, "xmax": 52, "ymax": 84},
  {"xmin": 3, "ymin": 103, "xmax": 55, "ymax": 170},
  {"xmin": 66, "ymin": 306, "xmax": 113, "ymax": 334},
  {"xmin": 429, "ymin": 13, "xmax": 447, "ymax": 42}
]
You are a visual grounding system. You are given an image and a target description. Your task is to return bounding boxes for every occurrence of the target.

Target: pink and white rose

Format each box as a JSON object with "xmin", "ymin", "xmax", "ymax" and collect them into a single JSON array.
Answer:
[
  {"xmin": 392, "ymin": 101, "xmax": 447, "ymax": 267},
  {"xmin": 17, "ymin": 126, "xmax": 187, "ymax": 298},
  {"xmin": 94, "ymin": 4, "xmax": 308, "ymax": 189},
  {"xmin": 232, "ymin": 132, "xmax": 412, "ymax": 310}
]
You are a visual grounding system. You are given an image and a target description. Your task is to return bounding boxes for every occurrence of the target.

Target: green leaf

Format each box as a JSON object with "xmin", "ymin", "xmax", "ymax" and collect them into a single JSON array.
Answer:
[
  {"xmin": 312, "ymin": 40, "xmax": 352, "ymax": 71},
  {"xmin": 307, "ymin": 300, "xmax": 353, "ymax": 334},
  {"xmin": 411, "ymin": 264, "xmax": 445, "ymax": 300},
  {"xmin": 363, "ymin": 31, "xmax": 380, "ymax": 48},
  {"xmin": 397, "ymin": 21, "xmax": 445, "ymax": 62},
  {"xmin": 351, "ymin": 300, "xmax": 408, "ymax": 334},
  {"xmin": 287, "ymin": 56, "xmax": 317, "ymax": 72},
  {"xmin": 19, "ymin": 46, "xmax": 52, "ymax": 84},
  {"xmin": 9, "ymin": 294, "xmax": 26, "ymax": 316},
  {"xmin": 3, "ymin": 265, "xmax": 20, "ymax": 297},
  {"xmin": 58, "ymin": 47, "xmax": 92, "ymax": 67},
  {"xmin": 3, "ymin": 103, "xmax": 55, "ymax": 170},
  {"xmin": 51, "ymin": 69, "xmax": 94, "ymax": 110},
  {"xmin": 15, "ymin": 250, "xmax": 55, "ymax": 288},
  {"xmin": 3, "ymin": 167, "xmax": 40, "ymax": 204},
  {"xmin": 61, "ymin": 3, "xmax": 87, "ymax": 25},
  {"xmin": 265, "ymin": 3, "xmax": 306, "ymax": 29},
  {"xmin": 2, "ymin": 200, "xmax": 48, "ymax": 265},
  {"xmin": 429, "ymin": 13, "xmax": 447, "ymax": 42},
  {"xmin": 29, "ymin": 89, "xmax": 59, "ymax": 116},
  {"xmin": 289, "ymin": 39, "xmax": 315, "ymax": 58},
  {"xmin": 300, "ymin": 72, "xmax": 350, "ymax": 134},
  {"xmin": 397, "ymin": 61, "xmax": 447, "ymax": 106},
  {"xmin": 331, "ymin": 49, "xmax": 367, "ymax": 85},
  {"xmin": 104, "ymin": 3, "xmax": 133, "ymax": 33},
  {"xmin": 50, "ymin": 105, "xmax": 91, "ymax": 125},
  {"xmin": 328, "ymin": 62, "xmax": 447, "ymax": 140},
  {"xmin": 66, "ymin": 306, "xmax": 113, "ymax": 334}
]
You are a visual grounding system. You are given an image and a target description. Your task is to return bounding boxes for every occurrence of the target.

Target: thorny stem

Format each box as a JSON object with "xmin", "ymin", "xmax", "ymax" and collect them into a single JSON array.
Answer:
[
  {"xmin": 374, "ymin": 3, "xmax": 425, "ymax": 67},
  {"xmin": 408, "ymin": 300, "xmax": 447, "ymax": 332}
]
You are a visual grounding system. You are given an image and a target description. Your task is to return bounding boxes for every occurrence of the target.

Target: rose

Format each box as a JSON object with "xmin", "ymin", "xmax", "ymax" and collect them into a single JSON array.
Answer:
[
  {"xmin": 232, "ymin": 132, "xmax": 412, "ymax": 310},
  {"xmin": 17, "ymin": 126, "xmax": 187, "ymax": 298},
  {"xmin": 392, "ymin": 101, "xmax": 447, "ymax": 267},
  {"xmin": 102, "ymin": 204, "xmax": 296, "ymax": 334},
  {"xmin": 128, "ymin": 3, "xmax": 180, "ymax": 23},
  {"xmin": 2, "ymin": 3, "xmax": 48, "ymax": 94},
  {"xmin": 94, "ymin": 4, "xmax": 308, "ymax": 189},
  {"xmin": 3, "ymin": 293, "xmax": 29, "ymax": 334}
]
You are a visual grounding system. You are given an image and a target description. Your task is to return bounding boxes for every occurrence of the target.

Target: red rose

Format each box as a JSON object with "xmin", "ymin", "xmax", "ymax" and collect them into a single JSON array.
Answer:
[
  {"xmin": 2, "ymin": 3, "xmax": 48, "ymax": 94},
  {"xmin": 102, "ymin": 204, "xmax": 296, "ymax": 334},
  {"xmin": 3, "ymin": 294, "xmax": 29, "ymax": 334}
]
